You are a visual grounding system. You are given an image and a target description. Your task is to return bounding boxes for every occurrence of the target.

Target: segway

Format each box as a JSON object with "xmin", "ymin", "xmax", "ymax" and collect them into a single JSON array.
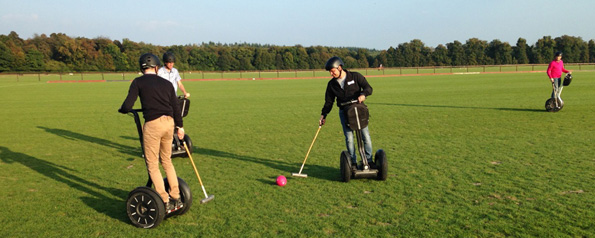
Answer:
[
  {"xmin": 172, "ymin": 96, "xmax": 193, "ymax": 157},
  {"xmin": 125, "ymin": 109, "xmax": 193, "ymax": 228},
  {"xmin": 339, "ymin": 100, "xmax": 388, "ymax": 182},
  {"xmin": 545, "ymin": 73, "xmax": 571, "ymax": 112}
]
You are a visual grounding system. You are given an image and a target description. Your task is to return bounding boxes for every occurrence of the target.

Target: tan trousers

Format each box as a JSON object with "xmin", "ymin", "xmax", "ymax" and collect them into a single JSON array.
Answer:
[{"xmin": 143, "ymin": 116, "xmax": 179, "ymax": 203}]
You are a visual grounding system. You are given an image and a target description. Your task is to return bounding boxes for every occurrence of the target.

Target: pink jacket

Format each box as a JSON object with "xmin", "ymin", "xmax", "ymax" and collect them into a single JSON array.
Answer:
[{"xmin": 546, "ymin": 60, "xmax": 569, "ymax": 78}]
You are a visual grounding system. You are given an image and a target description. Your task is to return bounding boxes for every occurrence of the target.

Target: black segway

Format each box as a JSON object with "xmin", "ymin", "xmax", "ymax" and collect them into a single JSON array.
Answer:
[
  {"xmin": 125, "ymin": 109, "xmax": 193, "ymax": 228},
  {"xmin": 545, "ymin": 73, "xmax": 571, "ymax": 112},
  {"xmin": 339, "ymin": 100, "xmax": 388, "ymax": 182},
  {"xmin": 172, "ymin": 96, "xmax": 193, "ymax": 157}
]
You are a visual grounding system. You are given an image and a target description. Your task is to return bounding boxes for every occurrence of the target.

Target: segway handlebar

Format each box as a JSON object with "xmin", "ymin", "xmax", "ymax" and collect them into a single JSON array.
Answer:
[{"xmin": 340, "ymin": 99, "xmax": 359, "ymax": 107}]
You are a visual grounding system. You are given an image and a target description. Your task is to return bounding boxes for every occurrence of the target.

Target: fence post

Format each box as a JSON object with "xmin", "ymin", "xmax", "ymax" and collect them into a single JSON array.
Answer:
[
  {"xmin": 81, "ymin": 72, "xmax": 84, "ymax": 80},
  {"xmin": 38, "ymin": 73, "xmax": 41, "ymax": 81},
  {"xmin": 16, "ymin": 74, "xmax": 19, "ymax": 82}
]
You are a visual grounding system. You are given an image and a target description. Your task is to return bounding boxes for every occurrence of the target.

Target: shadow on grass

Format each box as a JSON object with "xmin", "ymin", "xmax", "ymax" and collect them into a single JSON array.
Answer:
[
  {"xmin": 198, "ymin": 147, "xmax": 341, "ymax": 182},
  {"xmin": 37, "ymin": 126, "xmax": 141, "ymax": 157},
  {"xmin": 0, "ymin": 146, "xmax": 129, "ymax": 224},
  {"xmin": 368, "ymin": 102, "xmax": 545, "ymax": 113}
]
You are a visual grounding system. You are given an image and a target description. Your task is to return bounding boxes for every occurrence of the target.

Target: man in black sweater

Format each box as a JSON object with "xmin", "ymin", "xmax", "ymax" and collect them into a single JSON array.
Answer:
[
  {"xmin": 319, "ymin": 56, "xmax": 374, "ymax": 168},
  {"xmin": 119, "ymin": 53, "xmax": 185, "ymax": 213}
]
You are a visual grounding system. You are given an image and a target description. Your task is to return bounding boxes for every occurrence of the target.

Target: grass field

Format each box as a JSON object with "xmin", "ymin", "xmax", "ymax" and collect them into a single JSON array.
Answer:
[{"xmin": 1, "ymin": 71, "xmax": 594, "ymax": 237}]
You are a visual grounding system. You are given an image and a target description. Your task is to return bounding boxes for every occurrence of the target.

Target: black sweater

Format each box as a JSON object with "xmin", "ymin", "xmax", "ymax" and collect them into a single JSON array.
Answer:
[
  {"xmin": 119, "ymin": 74, "xmax": 183, "ymax": 127},
  {"xmin": 321, "ymin": 70, "xmax": 373, "ymax": 118}
]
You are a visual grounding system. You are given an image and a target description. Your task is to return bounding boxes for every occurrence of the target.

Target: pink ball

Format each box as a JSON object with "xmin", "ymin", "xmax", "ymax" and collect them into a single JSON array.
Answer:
[{"xmin": 276, "ymin": 175, "xmax": 287, "ymax": 187}]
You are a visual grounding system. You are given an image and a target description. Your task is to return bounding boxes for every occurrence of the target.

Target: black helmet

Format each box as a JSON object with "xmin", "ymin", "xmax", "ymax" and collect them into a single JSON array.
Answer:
[
  {"xmin": 163, "ymin": 52, "xmax": 176, "ymax": 63},
  {"xmin": 139, "ymin": 53, "xmax": 161, "ymax": 71},
  {"xmin": 554, "ymin": 51, "xmax": 563, "ymax": 57},
  {"xmin": 325, "ymin": 56, "xmax": 344, "ymax": 71}
]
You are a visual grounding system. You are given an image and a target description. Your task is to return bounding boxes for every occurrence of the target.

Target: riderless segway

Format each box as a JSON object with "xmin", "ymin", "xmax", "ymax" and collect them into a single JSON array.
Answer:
[
  {"xmin": 339, "ymin": 100, "xmax": 388, "ymax": 182},
  {"xmin": 125, "ymin": 109, "xmax": 193, "ymax": 228},
  {"xmin": 545, "ymin": 73, "xmax": 571, "ymax": 112}
]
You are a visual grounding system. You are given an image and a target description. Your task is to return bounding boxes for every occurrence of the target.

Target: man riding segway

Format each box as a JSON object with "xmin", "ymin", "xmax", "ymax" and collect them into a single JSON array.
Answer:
[{"xmin": 319, "ymin": 56, "xmax": 387, "ymax": 182}]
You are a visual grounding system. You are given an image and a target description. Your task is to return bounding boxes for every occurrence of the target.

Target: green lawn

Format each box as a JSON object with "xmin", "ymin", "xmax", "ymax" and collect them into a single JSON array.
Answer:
[{"xmin": 0, "ymin": 71, "xmax": 594, "ymax": 237}]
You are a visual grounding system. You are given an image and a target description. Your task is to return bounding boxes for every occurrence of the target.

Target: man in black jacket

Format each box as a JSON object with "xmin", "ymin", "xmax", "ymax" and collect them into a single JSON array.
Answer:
[
  {"xmin": 319, "ymin": 56, "xmax": 374, "ymax": 168},
  {"xmin": 119, "ymin": 53, "xmax": 185, "ymax": 213}
]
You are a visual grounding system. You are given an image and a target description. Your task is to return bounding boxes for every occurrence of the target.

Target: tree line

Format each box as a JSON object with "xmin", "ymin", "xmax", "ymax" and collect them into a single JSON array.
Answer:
[{"xmin": 1, "ymin": 31, "xmax": 594, "ymax": 73}]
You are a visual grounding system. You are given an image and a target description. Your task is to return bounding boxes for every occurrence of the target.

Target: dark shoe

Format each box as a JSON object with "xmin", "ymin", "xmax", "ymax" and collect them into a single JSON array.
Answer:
[
  {"xmin": 166, "ymin": 201, "xmax": 176, "ymax": 213},
  {"xmin": 174, "ymin": 198, "xmax": 183, "ymax": 209},
  {"xmin": 166, "ymin": 198, "xmax": 183, "ymax": 213},
  {"xmin": 351, "ymin": 162, "xmax": 358, "ymax": 171}
]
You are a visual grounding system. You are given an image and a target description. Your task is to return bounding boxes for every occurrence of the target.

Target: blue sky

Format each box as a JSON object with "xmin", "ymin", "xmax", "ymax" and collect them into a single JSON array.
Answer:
[{"xmin": 1, "ymin": 0, "xmax": 594, "ymax": 50}]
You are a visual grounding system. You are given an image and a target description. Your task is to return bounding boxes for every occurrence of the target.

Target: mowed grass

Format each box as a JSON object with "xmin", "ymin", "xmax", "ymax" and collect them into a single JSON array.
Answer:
[{"xmin": 0, "ymin": 71, "xmax": 594, "ymax": 237}]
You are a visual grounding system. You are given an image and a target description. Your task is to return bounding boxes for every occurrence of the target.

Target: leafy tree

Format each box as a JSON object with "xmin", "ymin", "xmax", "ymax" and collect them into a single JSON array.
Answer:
[
  {"xmin": 103, "ymin": 44, "xmax": 129, "ymax": 71},
  {"xmin": 355, "ymin": 49, "xmax": 369, "ymax": 68},
  {"xmin": 0, "ymin": 41, "xmax": 13, "ymax": 71},
  {"xmin": 432, "ymin": 44, "xmax": 450, "ymax": 66},
  {"xmin": 464, "ymin": 38, "xmax": 489, "ymax": 65},
  {"xmin": 447, "ymin": 41, "xmax": 465, "ymax": 66},
  {"xmin": 217, "ymin": 48, "xmax": 239, "ymax": 71},
  {"xmin": 532, "ymin": 36, "xmax": 556, "ymax": 63},
  {"xmin": 487, "ymin": 40, "xmax": 513, "ymax": 65},
  {"xmin": 385, "ymin": 47, "xmax": 396, "ymax": 67},
  {"xmin": 589, "ymin": 40, "xmax": 595, "ymax": 63},
  {"xmin": 294, "ymin": 46, "xmax": 310, "ymax": 69},
  {"xmin": 253, "ymin": 47, "xmax": 275, "ymax": 70},
  {"xmin": 24, "ymin": 49, "xmax": 44, "ymax": 71},
  {"xmin": 513, "ymin": 38, "xmax": 529, "ymax": 64}
]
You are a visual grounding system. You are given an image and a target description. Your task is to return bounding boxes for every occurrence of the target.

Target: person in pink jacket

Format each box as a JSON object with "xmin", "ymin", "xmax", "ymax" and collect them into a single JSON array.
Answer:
[{"xmin": 546, "ymin": 52, "xmax": 572, "ymax": 98}]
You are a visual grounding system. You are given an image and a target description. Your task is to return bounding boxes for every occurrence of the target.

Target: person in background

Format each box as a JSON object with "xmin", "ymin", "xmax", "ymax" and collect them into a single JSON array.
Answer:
[
  {"xmin": 546, "ymin": 51, "xmax": 572, "ymax": 100},
  {"xmin": 158, "ymin": 52, "xmax": 190, "ymax": 98}
]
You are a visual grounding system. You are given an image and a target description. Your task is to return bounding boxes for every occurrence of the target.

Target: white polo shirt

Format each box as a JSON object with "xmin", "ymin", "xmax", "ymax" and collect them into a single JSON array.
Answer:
[{"xmin": 157, "ymin": 66, "xmax": 182, "ymax": 93}]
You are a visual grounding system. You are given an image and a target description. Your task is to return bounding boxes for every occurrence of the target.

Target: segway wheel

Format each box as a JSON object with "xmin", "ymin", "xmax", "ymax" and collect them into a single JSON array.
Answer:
[
  {"xmin": 164, "ymin": 177, "xmax": 193, "ymax": 217},
  {"xmin": 183, "ymin": 135, "xmax": 193, "ymax": 155},
  {"xmin": 545, "ymin": 98, "xmax": 564, "ymax": 112},
  {"xmin": 374, "ymin": 149, "xmax": 388, "ymax": 181},
  {"xmin": 340, "ymin": 151, "xmax": 352, "ymax": 182},
  {"xmin": 126, "ymin": 187, "xmax": 165, "ymax": 229}
]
